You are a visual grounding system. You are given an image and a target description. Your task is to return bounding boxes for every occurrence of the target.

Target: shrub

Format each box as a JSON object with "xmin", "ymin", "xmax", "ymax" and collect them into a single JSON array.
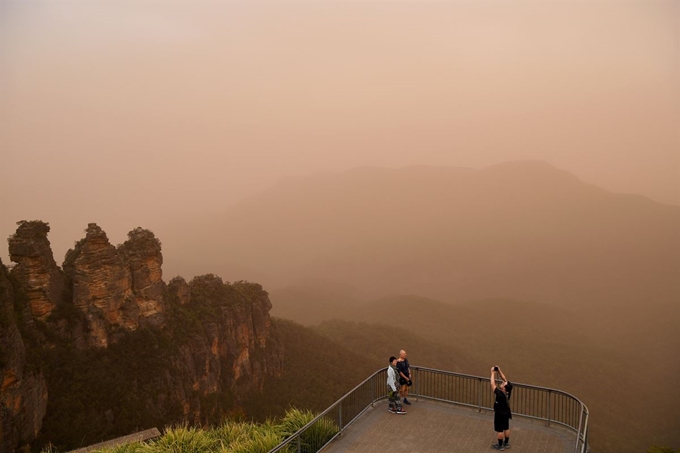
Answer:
[
  {"xmin": 220, "ymin": 423, "xmax": 284, "ymax": 453},
  {"xmin": 141, "ymin": 425, "xmax": 218, "ymax": 453},
  {"xmin": 279, "ymin": 408, "xmax": 338, "ymax": 453}
]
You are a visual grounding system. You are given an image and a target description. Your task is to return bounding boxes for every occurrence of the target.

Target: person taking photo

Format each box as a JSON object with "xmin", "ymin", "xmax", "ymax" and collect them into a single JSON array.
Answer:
[{"xmin": 490, "ymin": 366, "xmax": 513, "ymax": 450}]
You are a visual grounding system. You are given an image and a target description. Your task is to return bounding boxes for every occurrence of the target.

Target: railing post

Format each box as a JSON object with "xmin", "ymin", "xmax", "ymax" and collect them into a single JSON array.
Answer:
[
  {"xmin": 573, "ymin": 404, "xmax": 584, "ymax": 453},
  {"xmin": 478, "ymin": 378, "xmax": 483, "ymax": 412},
  {"xmin": 296, "ymin": 435, "xmax": 301, "ymax": 453},
  {"xmin": 547, "ymin": 390, "xmax": 552, "ymax": 426},
  {"xmin": 371, "ymin": 376, "xmax": 375, "ymax": 407},
  {"xmin": 415, "ymin": 367, "xmax": 419, "ymax": 401},
  {"xmin": 583, "ymin": 417, "xmax": 589, "ymax": 453},
  {"xmin": 339, "ymin": 402, "xmax": 343, "ymax": 430}
]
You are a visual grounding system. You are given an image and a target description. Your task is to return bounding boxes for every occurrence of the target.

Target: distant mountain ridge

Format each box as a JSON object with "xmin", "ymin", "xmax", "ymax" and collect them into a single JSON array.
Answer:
[{"xmin": 188, "ymin": 160, "xmax": 679, "ymax": 309}]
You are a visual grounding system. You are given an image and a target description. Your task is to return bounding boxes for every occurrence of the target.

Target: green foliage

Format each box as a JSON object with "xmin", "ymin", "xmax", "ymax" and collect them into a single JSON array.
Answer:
[
  {"xmin": 647, "ymin": 447, "xmax": 680, "ymax": 453},
  {"xmin": 33, "ymin": 328, "xmax": 183, "ymax": 451},
  {"xmin": 121, "ymin": 228, "xmax": 162, "ymax": 255},
  {"xmin": 59, "ymin": 409, "xmax": 332, "ymax": 453},
  {"xmin": 208, "ymin": 422, "xmax": 260, "ymax": 446},
  {"xmin": 216, "ymin": 422, "xmax": 284, "ymax": 453},
  {"xmin": 142, "ymin": 425, "xmax": 219, "ymax": 453},
  {"xmin": 231, "ymin": 281, "xmax": 267, "ymax": 301},
  {"xmin": 279, "ymin": 408, "xmax": 338, "ymax": 453},
  {"xmin": 188, "ymin": 276, "xmax": 267, "ymax": 310},
  {"xmin": 188, "ymin": 274, "xmax": 229, "ymax": 307},
  {"xmin": 278, "ymin": 408, "xmax": 318, "ymax": 435},
  {"xmin": 13, "ymin": 220, "xmax": 50, "ymax": 238}
]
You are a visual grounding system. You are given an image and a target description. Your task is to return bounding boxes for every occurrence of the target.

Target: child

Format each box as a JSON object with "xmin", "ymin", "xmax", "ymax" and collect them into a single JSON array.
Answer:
[{"xmin": 387, "ymin": 356, "xmax": 406, "ymax": 414}]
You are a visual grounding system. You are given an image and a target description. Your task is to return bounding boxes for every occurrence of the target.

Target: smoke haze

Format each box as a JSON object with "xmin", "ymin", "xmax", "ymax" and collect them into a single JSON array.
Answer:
[{"xmin": 1, "ymin": 0, "xmax": 678, "ymax": 268}]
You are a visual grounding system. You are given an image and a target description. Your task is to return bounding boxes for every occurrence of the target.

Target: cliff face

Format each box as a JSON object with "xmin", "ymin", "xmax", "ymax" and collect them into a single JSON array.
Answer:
[
  {"xmin": 0, "ymin": 260, "xmax": 48, "ymax": 453},
  {"xmin": 7, "ymin": 221, "xmax": 68, "ymax": 320},
  {"xmin": 62, "ymin": 224, "xmax": 166, "ymax": 347},
  {"xmin": 2, "ymin": 222, "xmax": 283, "ymax": 451},
  {"xmin": 170, "ymin": 276, "xmax": 279, "ymax": 406},
  {"xmin": 151, "ymin": 275, "xmax": 283, "ymax": 424},
  {"xmin": 119, "ymin": 228, "xmax": 165, "ymax": 328}
]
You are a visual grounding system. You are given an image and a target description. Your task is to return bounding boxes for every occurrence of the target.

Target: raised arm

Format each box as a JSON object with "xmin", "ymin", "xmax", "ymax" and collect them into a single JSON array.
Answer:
[
  {"xmin": 497, "ymin": 367, "xmax": 508, "ymax": 383},
  {"xmin": 490, "ymin": 367, "xmax": 497, "ymax": 391}
]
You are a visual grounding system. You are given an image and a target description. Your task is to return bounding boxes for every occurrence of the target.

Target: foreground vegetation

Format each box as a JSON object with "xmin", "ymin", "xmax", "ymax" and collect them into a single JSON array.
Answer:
[{"xmin": 40, "ymin": 408, "xmax": 337, "ymax": 453}]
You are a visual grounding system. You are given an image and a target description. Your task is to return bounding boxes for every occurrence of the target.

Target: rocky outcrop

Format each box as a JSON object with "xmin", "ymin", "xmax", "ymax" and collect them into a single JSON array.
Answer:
[
  {"xmin": 168, "ymin": 277, "xmax": 190, "ymax": 305},
  {"xmin": 166, "ymin": 275, "xmax": 282, "ymax": 422},
  {"xmin": 62, "ymin": 224, "xmax": 166, "ymax": 347},
  {"xmin": 63, "ymin": 224, "xmax": 135, "ymax": 347},
  {"xmin": 0, "ymin": 260, "xmax": 48, "ymax": 453},
  {"xmin": 2, "ymin": 222, "xmax": 283, "ymax": 451},
  {"xmin": 7, "ymin": 221, "xmax": 68, "ymax": 320},
  {"xmin": 119, "ymin": 227, "xmax": 165, "ymax": 328}
]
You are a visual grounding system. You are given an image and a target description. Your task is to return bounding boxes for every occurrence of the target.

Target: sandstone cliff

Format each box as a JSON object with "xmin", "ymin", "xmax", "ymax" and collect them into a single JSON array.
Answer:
[
  {"xmin": 0, "ymin": 260, "xmax": 48, "ymax": 453},
  {"xmin": 8, "ymin": 221, "xmax": 68, "ymax": 321},
  {"xmin": 1, "ymin": 222, "xmax": 283, "ymax": 452},
  {"xmin": 62, "ymin": 224, "xmax": 166, "ymax": 347},
  {"xmin": 119, "ymin": 227, "xmax": 165, "ymax": 328},
  {"xmin": 157, "ymin": 275, "xmax": 283, "ymax": 424}
]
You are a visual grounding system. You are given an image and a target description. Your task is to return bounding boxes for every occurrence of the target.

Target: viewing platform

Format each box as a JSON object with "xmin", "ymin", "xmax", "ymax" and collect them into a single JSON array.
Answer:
[
  {"xmin": 322, "ymin": 399, "xmax": 576, "ymax": 452},
  {"xmin": 270, "ymin": 366, "xmax": 589, "ymax": 453}
]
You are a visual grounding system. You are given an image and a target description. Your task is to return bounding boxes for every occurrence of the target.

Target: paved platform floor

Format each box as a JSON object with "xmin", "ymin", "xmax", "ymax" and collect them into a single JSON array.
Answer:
[{"xmin": 322, "ymin": 399, "xmax": 576, "ymax": 453}]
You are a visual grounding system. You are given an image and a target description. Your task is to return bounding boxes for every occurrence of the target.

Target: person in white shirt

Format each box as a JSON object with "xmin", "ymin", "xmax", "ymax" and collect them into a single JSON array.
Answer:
[{"xmin": 387, "ymin": 356, "xmax": 406, "ymax": 414}]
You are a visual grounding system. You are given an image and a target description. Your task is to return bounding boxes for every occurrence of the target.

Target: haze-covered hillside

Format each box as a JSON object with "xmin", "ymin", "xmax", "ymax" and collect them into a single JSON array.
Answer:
[{"xmin": 177, "ymin": 161, "xmax": 679, "ymax": 311}]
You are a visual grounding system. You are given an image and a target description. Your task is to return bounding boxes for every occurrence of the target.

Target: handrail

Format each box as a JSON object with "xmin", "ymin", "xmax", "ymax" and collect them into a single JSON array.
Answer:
[
  {"xmin": 412, "ymin": 366, "xmax": 589, "ymax": 453},
  {"xmin": 268, "ymin": 365, "xmax": 589, "ymax": 453},
  {"xmin": 268, "ymin": 368, "xmax": 387, "ymax": 453}
]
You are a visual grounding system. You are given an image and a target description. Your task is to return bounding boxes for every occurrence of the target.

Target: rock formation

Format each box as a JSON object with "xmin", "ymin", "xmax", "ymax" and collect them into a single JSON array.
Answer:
[
  {"xmin": 7, "ymin": 221, "xmax": 68, "ymax": 320},
  {"xmin": 0, "ymin": 260, "xmax": 48, "ymax": 453},
  {"xmin": 168, "ymin": 275, "xmax": 281, "ymax": 415},
  {"xmin": 119, "ymin": 227, "xmax": 165, "ymax": 328},
  {"xmin": 62, "ymin": 224, "xmax": 134, "ymax": 347},
  {"xmin": 61, "ymin": 224, "xmax": 166, "ymax": 347},
  {"xmin": 167, "ymin": 276, "xmax": 190, "ymax": 305},
  {"xmin": 1, "ymin": 222, "xmax": 283, "ymax": 451}
]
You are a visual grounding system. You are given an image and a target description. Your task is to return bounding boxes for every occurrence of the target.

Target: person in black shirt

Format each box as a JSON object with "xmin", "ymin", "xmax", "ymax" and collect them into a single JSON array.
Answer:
[
  {"xmin": 490, "ymin": 366, "xmax": 513, "ymax": 450},
  {"xmin": 397, "ymin": 349, "xmax": 412, "ymax": 405}
]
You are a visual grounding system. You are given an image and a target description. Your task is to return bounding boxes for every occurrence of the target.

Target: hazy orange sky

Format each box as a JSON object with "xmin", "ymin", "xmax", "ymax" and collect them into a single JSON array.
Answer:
[{"xmin": 1, "ymin": 0, "xmax": 678, "ymax": 266}]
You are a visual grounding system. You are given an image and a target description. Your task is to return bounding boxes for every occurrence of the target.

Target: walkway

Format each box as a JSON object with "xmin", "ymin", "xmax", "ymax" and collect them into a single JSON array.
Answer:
[{"xmin": 322, "ymin": 399, "xmax": 576, "ymax": 453}]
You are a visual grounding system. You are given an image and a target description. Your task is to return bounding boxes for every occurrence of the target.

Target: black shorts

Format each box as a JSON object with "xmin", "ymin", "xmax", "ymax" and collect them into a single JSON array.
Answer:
[{"xmin": 494, "ymin": 412, "xmax": 511, "ymax": 432}]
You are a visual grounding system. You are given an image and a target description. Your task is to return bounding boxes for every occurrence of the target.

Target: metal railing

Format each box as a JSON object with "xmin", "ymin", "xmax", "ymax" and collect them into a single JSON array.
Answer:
[
  {"xmin": 268, "ymin": 366, "xmax": 589, "ymax": 453},
  {"xmin": 412, "ymin": 367, "xmax": 589, "ymax": 453}
]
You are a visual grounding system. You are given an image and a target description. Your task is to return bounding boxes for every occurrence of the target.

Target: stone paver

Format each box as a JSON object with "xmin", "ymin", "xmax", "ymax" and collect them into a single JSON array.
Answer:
[{"xmin": 322, "ymin": 399, "xmax": 576, "ymax": 453}]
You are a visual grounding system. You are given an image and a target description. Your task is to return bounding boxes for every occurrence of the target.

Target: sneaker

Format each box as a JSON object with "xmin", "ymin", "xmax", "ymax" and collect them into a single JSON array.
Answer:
[
  {"xmin": 491, "ymin": 445, "xmax": 505, "ymax": 451},
  {"xmin": 403, "ymin": 398, "xmax": 411, "ymax": 405},
  {"xmin": 504, "ymin": 444, "xmax": 510, "ymax": 449},
  {"xmin": 395, "ymin": 408, "xmax": 407, "ymax": 414}
]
